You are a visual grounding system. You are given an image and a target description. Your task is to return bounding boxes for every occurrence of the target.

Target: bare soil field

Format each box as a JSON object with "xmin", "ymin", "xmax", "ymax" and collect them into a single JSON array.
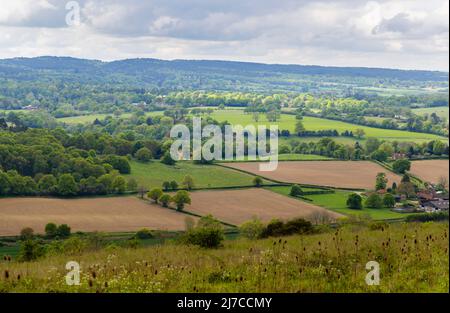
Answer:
[
  {"xmin": 410, "ymin": 160, "xmax": 449, "ymax": 184},
  {"xmin": 221, "ymin": 161, "xmax": 401, "ymax": 189},
  {"xmin": 185, "ymin": 188, "xmax": 342, "ymax": 225},
  {"xmin": 0, "ymin": 197, "xmax": 194, "ymax": 236}
]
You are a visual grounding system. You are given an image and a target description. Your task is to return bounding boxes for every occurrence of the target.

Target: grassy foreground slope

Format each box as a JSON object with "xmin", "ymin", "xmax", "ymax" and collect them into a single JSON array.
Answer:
[{"xmin": 0, "ymin": 222, "xmax": 447, "ymax": 292}]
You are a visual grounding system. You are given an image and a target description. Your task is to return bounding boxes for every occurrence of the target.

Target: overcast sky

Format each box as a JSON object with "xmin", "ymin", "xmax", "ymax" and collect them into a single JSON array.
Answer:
[{"xmin": 0, "ymin": 0, "xmax": 448, "ymax": 71}]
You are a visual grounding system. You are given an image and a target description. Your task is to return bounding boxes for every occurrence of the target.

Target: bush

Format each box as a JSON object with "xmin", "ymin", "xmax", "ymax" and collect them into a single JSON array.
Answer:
[
  {"xmin": 20, "ymin": 227, "xmax": 34, "ymax": 240},
  {"xmin": 18, "ymin": 239, "xmax": 45, "ymax": 262},
  {"xmin": 346, "ymin": 193, "xmax": 363, "ymax": 210},
  {"xmin": 260, "ymin": 218, "xmax": 312, "ymax": 238},
  {"xmin": 57, "ymin": 224, "xmax": 71, "ymax": 238},
  {"xmin": 161, "ymin": 151, "xmax": 176, "ymax": 165},
  {"xmin": 383, "ymin": 193, "xmax": 396, "ymax": 208},
  {"xmin": 148, "ymin": 188, "xmax": 163, "ymax": 203},
  {"xmin": 136, "ymin": 228, "xmax": 153, "ymax": 240},
  {"xmin": 135, "ymin": 147, "xmax": 152, "ymax": 162},
  {"xmin": 240, "ymin": 218, "xmax": 265, "ymax": 239},
  {"xmin": 253, "ymin": 176, "xmax": 263, "ymax": 187},
  {"xmin": 289, "ymin": 184, "xmax": 303, "ymax": 197},
  {"xmin": 365, "ymin": 193, "xmax": 383, "ymax": 209},
  {"xmin": 45, "ymin": 223, "xmax": 58, "ymax": 238},
  {"xmin": 406, "ymin": 212, "xmax": 449, "ymax": 222},
  {"xmin": 172, "ymin": 190, "xmax": 191, "ymax": 211},
  {"xmin": 182, "ymin": 215, "xmax": 224, "ymax": 248}
]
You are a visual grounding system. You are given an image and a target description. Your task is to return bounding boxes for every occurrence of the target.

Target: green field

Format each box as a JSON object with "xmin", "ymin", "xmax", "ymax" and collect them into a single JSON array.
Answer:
[
  {"xmin": 125, "ymin": 160, "xmax": 265, "ymax": 189},
  {"xmin": 208, "ymin": 110, "xmax": 446, "ymax": 142},
  {"xmin": 58, "ymin": 111, "xmax": 163, "ymax": 124},
  {"xmin": 268, "ymin": 186, "xmax": 412, "ymax": 220},
  {"xmin": 412, "ymin": 106, "xmax": 449, "ymax": 119}
]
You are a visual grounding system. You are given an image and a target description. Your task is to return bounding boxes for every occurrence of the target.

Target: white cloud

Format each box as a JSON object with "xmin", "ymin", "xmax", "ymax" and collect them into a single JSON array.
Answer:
[{"xmin": 0, "ymin": 0, "xmax": 447, "ymax": 71}]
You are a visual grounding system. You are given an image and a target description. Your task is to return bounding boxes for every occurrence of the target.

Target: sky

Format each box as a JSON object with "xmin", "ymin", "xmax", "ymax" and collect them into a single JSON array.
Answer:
[{"xmin": 0, "ymin": 0, "xmax": 448, "ymax": 71}]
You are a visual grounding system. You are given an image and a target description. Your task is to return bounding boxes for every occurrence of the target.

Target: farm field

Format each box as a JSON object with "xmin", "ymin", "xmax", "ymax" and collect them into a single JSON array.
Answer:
[
  {"xmin": 412, "ymin": 106, "xmax": 449, "ymax": 119},
  {"xmin": 208, "ymin": 109, "xmax": 446, "ymax": 142},
  {"xmin": 57, "ymin": 111, "xmax": 163, "ymax": 124},
  {"xmin": 0, "ymin": 197, "xmax": 195, "ymax": 236},
  {"xmin": 125, "ymin": 160, "xmax": 265, "ymax": 189},
  {"xmin": 410, "ymin": 160, "xmax": 449, "ymax": 184},
  {"xmin": 1, "ymin": 222, "xmax": 447, "ymax": 292},
  {"xmin": 220, "ymin": 153, "xmax": 333, "ymax": 162},
  {"xmin": 184, "ymin": 188, "xmax": 342, "ymax": 226},
  {"xmin": 221, "ymin": 161, "xmax": 401, "ymax": 189},
  {"xmin": 268, "ymin": 186, "xmax": 412, "ymax": 219}
]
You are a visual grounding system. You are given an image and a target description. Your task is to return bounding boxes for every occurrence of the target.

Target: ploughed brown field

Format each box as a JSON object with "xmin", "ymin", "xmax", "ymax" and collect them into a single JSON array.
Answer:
[
  {"xmin": 185, "ymin": 188, "xmax": 342, "ymax": 225},
  {"xmin": 410, "ymin": 160, "xmax": 449, "ymax": 184},
  {"xmin": 0, "ymin": 197, "xmax": 195, "ymax": 236},
  {"xmin": 221, "ymin": 161, "xmax": 401, "ymax": 189}
]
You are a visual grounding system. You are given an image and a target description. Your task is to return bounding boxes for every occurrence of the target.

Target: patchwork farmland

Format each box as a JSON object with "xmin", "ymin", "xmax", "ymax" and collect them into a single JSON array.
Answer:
[
  {"xmin": 0, "ymin": 197, "xmax": 195, "ymax": 236},
  {"xmin": 410, "ymin": 160, "xmax": 450, "ymax": 184},
  {"xmin": 185, "ymin": 188, "xmax": 342, "ymax": 225},
  {"xmin": 221, "ymin": 161, "xmax": 402, "ymax": 189}
]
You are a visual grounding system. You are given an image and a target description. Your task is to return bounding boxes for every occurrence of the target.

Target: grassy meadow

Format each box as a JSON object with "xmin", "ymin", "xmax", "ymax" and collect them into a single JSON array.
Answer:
[
  {"xmin": 412, "ymin": 106, "xmax": 449, "ymax": 119},
  {"xmin": 208, "ymin": 110, "xmax": 445, "ymax": 142},
  {"xmin": 125, "ymin": 160, "xmax": 266, "ymax": 189},
  {"xmin": 268, "ymin": 186, "xmax": 413, "ymax": 220},
  {"xmin": 0, "ymin": 222, "xmax": 447, "ymax": 292}
]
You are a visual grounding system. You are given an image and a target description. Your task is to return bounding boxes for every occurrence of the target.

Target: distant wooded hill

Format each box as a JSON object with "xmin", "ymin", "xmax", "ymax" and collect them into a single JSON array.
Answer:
[{"xmin": 0, "ymin": 56, "xmax": 448, "ymax": 93}]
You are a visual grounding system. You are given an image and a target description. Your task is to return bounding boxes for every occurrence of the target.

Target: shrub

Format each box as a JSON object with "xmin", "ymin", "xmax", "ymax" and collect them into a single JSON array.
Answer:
[
  {"xmin": 260, "ymin": 218, "xmax": 312, "ymax": 238},
  {"xmin": 162, "ymin": 181, "xmax": 171, "ymax": 191},
  {"xmin": 253, "ymin": 176, "xmax": 263, "ymax": 187},
  {"xmin": 182, "ymin": 215, "xmax": 224, "ymax": 248},
  {"xmin": 20, "ymin": 227, "xmax": 34, "ymax": 240},
  {"xmin": 240, "ymin": 218, "xmax": 265, "ymax": 239},
  {"xmin": 365, "ymin": 193, "xmax": 383, "ymax": 209},
  {"xmin": 182, "ymin": 175, "xmax": 195, "ymax": 190},
  {"xmin": 135, "ymin": 147, "xmax": 152, "ymax": 162},
  {"xmin": 289, "ymin": 184, "xmax": 303, "ymax": 197},
  {"xmin": 161, "ymin": 151, "xmax": 176, "ymax": 165},
  {"xmin": 136, "ymin": 228, "xmax": 153, "ymax": 240},
  {"xmin": 383, "ymin": 193, "xmax": 396, "ymax": 208},
  {"xmin": 170, "ymin": 181, "xmax": 179, "ymax": 190},
  {"xmin": 57, "ymin": 224, "xmax": 71, "ymax": 238},
  {"xmin": 18, "ymin": 239, "xmax": 45, "ymax": 262},
  {"xmin": 406, "ymin": 212, "xmax": 449, "ymax": 222},
  {"xmin": 45, "ymin": 223, "xmax": 58, "ymax": 238},
  {"xmin": 346, "ymin": 193, "xmax": 363, "ymax": 210}
]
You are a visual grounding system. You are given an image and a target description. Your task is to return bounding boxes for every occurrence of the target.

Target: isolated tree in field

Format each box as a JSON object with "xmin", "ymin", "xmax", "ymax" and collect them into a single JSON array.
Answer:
[
  {"xmin": 295, "ymin": 120, "xmax": 305, "ymax": 135},
  {"xmin": 290, "ymin": 184, "xmax": 303, "ymax": 197},
  {"xmin": 148, "ymin": 188, "xmax": 163, "ymax": 203},
  {"xmin": 392, "ymin": 159, "xmax": 411, "ymax": 174},
  {"xmin": 159, "ymin": 194, "xmax": 172, "ymax": 207},
  {"xmin": 383, "ymin": 193, "xmax": 396, "ymax": 208},
  {"xmin": 161, "ymin": 151, "xmax": 176, "ymax": 165},
  {"xmin": 401, "ymin": 174, "xmax": 411, "ymax": 183},
  {"xmin": 172, "ymin": 190, "xmax": 191, "ymax": 211},
  {"xmin": 57, "ymin": 174, "xmax": 78, "ymax": 196},
  {"xmin": 375, "ymin": 173, "xmax": 388, "ymax": 191},
  {"xmin": 365, "ymin": 193, "xmax": 383, "ymax": 209},
  {"xmin": 392, "ymin": 182, "xmax": 397, "ymax": 192},
  {"xmin": 346, "ymin": 193, "xmax": 363, "ymax": 210},
  {"xmin": 136, "ymin": 147, "xmax": 152, "ymax": 162},
  {"xmin": 253, "ymin": 176, "xmax": 263, "ymax": 187},
  {"xmin": 182, "ymin": 175, "xmax": 195, "ymax": 190},
  {"xmin": 45, "ymin": 223, "xmax": 58, "ymax": 238},
  {"xmin": 354, "ymin": 129, "xmax": 365, "ymax": 139}
]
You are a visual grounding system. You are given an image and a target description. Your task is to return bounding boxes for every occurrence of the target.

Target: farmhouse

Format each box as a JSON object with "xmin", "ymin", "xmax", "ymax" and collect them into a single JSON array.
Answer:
[{"xmin": 421, "ymin": 199, "xmax": 449, "ymax": 213}]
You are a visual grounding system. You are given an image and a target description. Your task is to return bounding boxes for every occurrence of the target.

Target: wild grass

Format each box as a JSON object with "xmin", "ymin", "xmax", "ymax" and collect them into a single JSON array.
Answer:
[{"xmin": 0, "ymin": 222, "xmax": 447, "ymax": 292}]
